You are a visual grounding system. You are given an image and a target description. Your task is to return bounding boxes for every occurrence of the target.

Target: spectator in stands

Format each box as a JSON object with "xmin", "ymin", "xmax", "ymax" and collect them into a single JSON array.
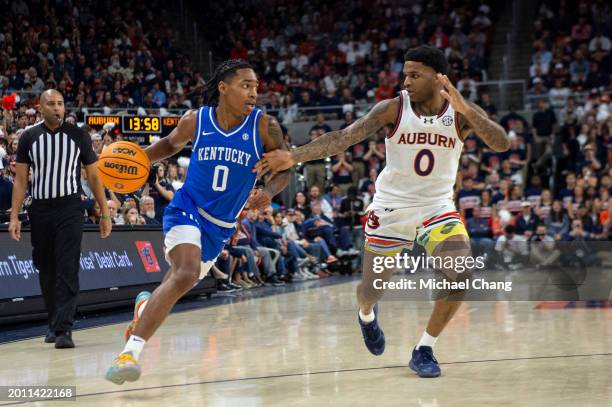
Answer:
[
  {"xmin": 536, "ymin": 189, "xmax": 554, "ymax": 221},
  {"xmin": 166, "ymin": 162, "xmax": 185, "ymax": 191},
  {"xmin": 323, "ymin": 184, "xmax": 343, "ymax": 216},
  {"xmin": 281, "ymin": 208, "xmax": 335, "ymax": 264},
  {"xmin": 339, "ymin": 186, "xmax": 365, "ymax": 248},
  {"xmin": 145, "ymin": 163, "xmax": 174, "ymax": 223},
  {"xmin": 457, "ymin": 177, "xmax": 481, "ymax": 219},
  {"xmin": 279, "ymin": 93, "xmax": 299, "ymax": 125},
  {"xmin": 293, "ymin": 191, "xmax": 311, "ymax": 219},
  {"xmin": 500, "ymin": 107, "xmax": 529, "ymax": 133},
  {"xmin": 479, "ymin": 189, "xmax": 496, "ymax": 219},
  {"xmin": 106, "ymin": 200, "xmax": 122, "ymax": 225},
  {"xmin": 331, "ymin": 152, "xmax": 354, "ymax": 195},
  {"xmin": 0, "ymin": 161, "xmax": 12, "ymax": 213},
  {"xmin": 529, "ymin": 223, "xmax": 560, "ymax": 267},
  {"xmin": 495, "ymin": 224, "xmax": 529, "ymax": 270},
  {"xmin": 549, "ymin": 77, "xmax": 571, "ymax": 109},
  {"xmin": 515, "ymin": 201, "xmax": 538, "ymax": 238},
  {"xmin": 532, "ymin": 98, "xmax": 557, "ymax": 158},
  {"xmin": 240, "ymin": 209, "xmax": 285, "ymax": 286},
  {"xmin": 310, "ymin": 113, "xmax": 332, "ymax": 134},
  {"xmin": 467, "ymin": 206, "xmax": 495, "ymax": 258},
  {"xmin": 303, "ymin": 202, "xmax": 343, "ymax": 255},
  {"xmin": 569, "ymin": 50, "xmax": 590, "ymax": 86},
  {"xmin": 546, "ymin": 200, "xmax": 570, "ymax": 240},
  {"xmin": 363, "ymin": 140, "xmax": 385, "ymax": 174},
  {"xmin": 302, "ymin": 130, "xmax": 327, "ymax": 192},
  {"xmin": 525, "ymin": 175, "xmax": 544, "ymax": 205},
  {"xmin": 255, "ymin": 207, "xmax": 290, "ymax": 281},
  {"xmin": 308, "ymin": 185, "xmax": 333, "ymax": 220},
  {"xmin": 85, "ymin": 202, "xmax": 101, "ymax": 224},
  {"xmin": 123, "ymin": 206, "xmax": 145, "ymax": 226},
  {"xmin": 527, "ymin": 77, "xmax": 550, "ymax": 107},
  {"xmin": 140, "ymin": 196, "xmax": 161, "ymax": 226},
  {"xmin": 505, "ymin": 151, "xmax": 527, "ymax": 187},
  {"xmin": 476, "ymin": 92, "xmax": 497, "ymax": 118},
  {"xmin": 227, "ymin": 234, "xmax": 262, "ymax": 288},
  {"xmin": 504, "ymin": 185, "xmax": 525, "ymax": 215}
]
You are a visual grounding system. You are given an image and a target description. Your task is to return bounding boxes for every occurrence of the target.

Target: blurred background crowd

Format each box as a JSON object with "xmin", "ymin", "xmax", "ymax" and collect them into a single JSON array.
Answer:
[{"xmin": 0, "ymin": 0, "xmax": 611, "ymax": 288}]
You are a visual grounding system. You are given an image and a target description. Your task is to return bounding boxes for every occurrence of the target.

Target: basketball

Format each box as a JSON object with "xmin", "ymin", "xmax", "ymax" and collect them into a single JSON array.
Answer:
[{"xmin": 97, "ymin": 141, "xmax": 150, "ymax": 193}]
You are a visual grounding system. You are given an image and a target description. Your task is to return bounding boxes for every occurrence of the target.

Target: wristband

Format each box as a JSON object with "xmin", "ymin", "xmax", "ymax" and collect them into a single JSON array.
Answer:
[{"xmin": 100, "ymin": 214, "xmax": 111, "ymax": 221}]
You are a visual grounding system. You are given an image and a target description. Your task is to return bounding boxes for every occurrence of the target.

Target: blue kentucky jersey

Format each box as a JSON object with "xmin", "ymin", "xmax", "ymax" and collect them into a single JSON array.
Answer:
[{"xmin": 174, "ymin": 105, "xmax": 263, "ymax": 224}]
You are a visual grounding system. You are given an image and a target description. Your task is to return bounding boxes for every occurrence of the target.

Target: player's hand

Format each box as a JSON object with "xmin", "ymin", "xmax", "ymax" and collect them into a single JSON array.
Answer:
[
  {"xmin": 99, "ymin": 216, "xmax": 112, "ymax": 238},
  {"xmin": 437, "ymin": 73, "xmax": 470, "ymax": 115},
  {"xmin": 253, "ymin": 149, "xmax": 295, "ymax": 179},
  {"xmin": 246, "ymin": 188, "xmax": 272, "ymax": 211},
  {"xmin": 8, "ymin": 218, "xmax": 21, "ymax": 241}
]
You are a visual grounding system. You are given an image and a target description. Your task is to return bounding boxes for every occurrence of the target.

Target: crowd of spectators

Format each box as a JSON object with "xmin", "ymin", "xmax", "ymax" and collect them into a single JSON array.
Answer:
[
  {"xmin": 527, "ymin": 0, "xmax": 611, "ymax": 108},
  {"xmin": 199, "ymin": 0, "xmax": 498, "ymax": 122},
  {"xmin": 0, "ymin": 0, "xmax": 205, "ymax": 121},
  {"xmin": 0, "ymin": 0, "xmax": 500, "ymax": 291},
  {"xmin": 1, "ymin": 0, "xmax": 611, "ymax": 292}
]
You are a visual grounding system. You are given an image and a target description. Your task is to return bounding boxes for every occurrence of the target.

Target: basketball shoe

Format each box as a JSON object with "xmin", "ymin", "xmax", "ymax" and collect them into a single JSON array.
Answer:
[
  {"xmin": 409, "ymin": 346, "xmax": 441, "ymax": 377},
  {"xmin": 358, "ymin": 304, "xmax": 385, "ymax": 355},
  {"xmin": 105, "ymin": 351, "xmax": 141, "ymax": 384}
]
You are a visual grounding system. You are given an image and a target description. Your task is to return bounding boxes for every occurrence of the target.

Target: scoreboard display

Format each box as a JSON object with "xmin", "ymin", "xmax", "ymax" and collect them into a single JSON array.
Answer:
[{"xmin": 85, "ymin": 115, "xmax": 180, "ymax": 144}]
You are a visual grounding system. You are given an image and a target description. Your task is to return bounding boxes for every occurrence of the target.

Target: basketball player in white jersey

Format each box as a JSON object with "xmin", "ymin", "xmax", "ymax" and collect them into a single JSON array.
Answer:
[{"xmin": 255, "ymin": 46, "xmax": 509, "ymax": 377}]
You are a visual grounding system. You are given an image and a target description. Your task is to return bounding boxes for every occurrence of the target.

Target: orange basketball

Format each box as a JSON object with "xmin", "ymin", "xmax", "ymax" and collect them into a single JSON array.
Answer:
[{"xmin": 97, "ymin": 141, "xmax": 150, "ymax": 193}]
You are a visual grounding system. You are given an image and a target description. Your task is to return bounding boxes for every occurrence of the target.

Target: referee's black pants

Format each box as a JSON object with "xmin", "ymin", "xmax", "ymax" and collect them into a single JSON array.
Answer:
[{"xmin": 29, "ymin": 194, "xmax": 83, "ymax": 334}]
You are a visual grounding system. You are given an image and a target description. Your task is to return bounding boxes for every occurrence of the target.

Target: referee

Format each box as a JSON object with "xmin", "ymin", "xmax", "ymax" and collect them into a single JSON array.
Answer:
[{"xmin": 8, "ymin": 89, "xmax": 112, "ymax": 349}]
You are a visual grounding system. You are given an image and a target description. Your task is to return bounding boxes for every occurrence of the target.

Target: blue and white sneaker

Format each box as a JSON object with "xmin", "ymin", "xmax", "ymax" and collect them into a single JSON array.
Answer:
[
  {"xmin": 358, "ymin": 304, "xmax": 385, "ymax": 355},
  {"xmin": 409, "ymin": 346, "xmax": 441, "ymax": 377}
]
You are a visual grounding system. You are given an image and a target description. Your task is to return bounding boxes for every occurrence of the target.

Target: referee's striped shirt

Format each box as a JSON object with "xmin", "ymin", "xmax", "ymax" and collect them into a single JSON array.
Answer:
[{"xmin": 16, "ymin": 122, "xmax": 98, "ymax": 200}]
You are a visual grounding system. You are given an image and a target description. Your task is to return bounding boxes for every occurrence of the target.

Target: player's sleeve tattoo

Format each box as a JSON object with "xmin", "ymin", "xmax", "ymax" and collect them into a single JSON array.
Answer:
[
  {"xmin": 462, "ymin": 102, "xmax": 509, "ymax": 152},
  {"xmin": 291, "ymin": 98, "xmax": 398, "ymax": 163}
]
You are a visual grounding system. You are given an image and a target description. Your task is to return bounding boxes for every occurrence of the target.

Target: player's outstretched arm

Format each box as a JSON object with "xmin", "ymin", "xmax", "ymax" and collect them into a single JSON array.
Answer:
[
  {"xmin": 437, "ymin": 74, "xmax": 509, "ymax": 152},
  {"xmin": 246, "ymin": 114, "xmax": 293, "ymax": 211},
  {"xmin": 145, "ymin": 110, "xmax": 196, "ymax": 163},
  {"xmin": 253, "ymin": 98, "xmax": 399, "ymax": 177}
]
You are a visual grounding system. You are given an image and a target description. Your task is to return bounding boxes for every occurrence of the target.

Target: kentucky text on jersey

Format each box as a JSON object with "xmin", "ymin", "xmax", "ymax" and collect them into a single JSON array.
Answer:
[
  {"xmin": 170, "ymin": 105, "xmax": 263, "ymax": 225},
  {"xmin": 197, "ymin": 146, "xmax": 253, "ymax": 167},
  {"xmin": 396, "ymin": 133, "xmax": 457, "ymax": 148}
]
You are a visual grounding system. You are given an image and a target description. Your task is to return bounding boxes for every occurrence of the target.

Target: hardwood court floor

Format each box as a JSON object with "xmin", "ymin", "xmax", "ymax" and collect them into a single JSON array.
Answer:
[{"xmin": 0, "ymin": 280, "xmax": 610, "ymax": 406}]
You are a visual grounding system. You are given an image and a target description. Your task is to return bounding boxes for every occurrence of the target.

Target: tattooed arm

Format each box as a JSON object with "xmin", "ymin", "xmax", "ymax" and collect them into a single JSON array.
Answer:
[
  {"xmin": 254, "ymin": 97, "xmax": 399, "ymax": 176},
  {"xmin": 460, "ymin": 102, "xmax": 510, "ymax": 152},
  {"xmin": 437, "ymin": 73, "xmax": 509, "ymax": 152},
  {"xmin": 246, "ymin": 114, "xmax": 292, "ymax": 210}
]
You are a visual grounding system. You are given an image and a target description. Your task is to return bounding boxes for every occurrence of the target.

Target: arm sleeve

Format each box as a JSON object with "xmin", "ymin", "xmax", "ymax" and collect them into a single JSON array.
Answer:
[
  {"xmin": 79, "ymin": 127, "xmax": 98, "ymax": 165},
  {"xmin": 16, "ymin": 130, "xmax": 32, "ymax": 164}
]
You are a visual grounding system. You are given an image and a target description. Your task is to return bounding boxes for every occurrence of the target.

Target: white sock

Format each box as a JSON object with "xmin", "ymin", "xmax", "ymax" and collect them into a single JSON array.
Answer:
[
  {"xmin": 137, "ymin": 299, "xmax": 148, "ymax": 319},
  {"xmin": 359, "ymin": 308, "xmax": 375, "ymax": 324},
  {"xmin": 416, "ymin": 331, "xmax": 438, "ymax": 350},
  {"xmin": 122, "ymin": 335, "xmax": 146, "ymax": 360}
]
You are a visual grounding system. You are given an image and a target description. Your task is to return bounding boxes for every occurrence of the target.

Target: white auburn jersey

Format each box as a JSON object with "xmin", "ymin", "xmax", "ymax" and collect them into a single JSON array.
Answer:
[{"xmin": 373, "ymin": 89, "xmax": 464, "ymax": 208}]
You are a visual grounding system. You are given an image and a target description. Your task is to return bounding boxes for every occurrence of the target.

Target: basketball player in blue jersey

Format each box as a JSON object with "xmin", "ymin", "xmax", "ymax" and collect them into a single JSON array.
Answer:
[
  {"xmin": 105, "ymin": 60, "xmax": 291, "ymax": 384},
  {"xmin": 255, "ymin": 46, "xmax": 509, "ymax": 378}
]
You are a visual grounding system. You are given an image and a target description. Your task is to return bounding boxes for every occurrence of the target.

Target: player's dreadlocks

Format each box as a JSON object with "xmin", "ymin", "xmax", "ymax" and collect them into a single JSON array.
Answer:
[{"xmin": 203, "ymin": 59, "xmax": 254, "ymax": 106}]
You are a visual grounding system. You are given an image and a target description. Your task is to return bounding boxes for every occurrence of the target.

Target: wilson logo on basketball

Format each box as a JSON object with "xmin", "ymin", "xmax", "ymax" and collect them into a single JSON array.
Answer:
[
  {"xmin": 112, "ymin": 147, "xmax": 137, "ymax": 156},
  {"xmin": 103, "ymin": 161, "xmax": 138, "ymax": 175}
]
